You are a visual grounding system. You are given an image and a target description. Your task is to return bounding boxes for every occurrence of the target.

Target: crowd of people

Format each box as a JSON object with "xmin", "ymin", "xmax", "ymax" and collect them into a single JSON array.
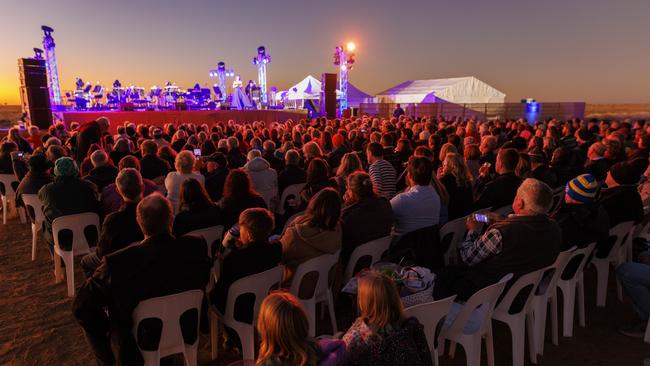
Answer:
[{"xmin": 2, "ymin": 111, "xmax": 650, "ymax": 365}]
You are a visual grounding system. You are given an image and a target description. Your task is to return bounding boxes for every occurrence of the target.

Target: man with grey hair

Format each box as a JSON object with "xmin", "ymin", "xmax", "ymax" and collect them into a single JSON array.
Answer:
[
  {"xmin": 278, "ymin": 149, "xmax": 306, "ymax": 194},
  {"xmin": 435, "ymin": 178, "xmax": 561, "ymax": 301},
  {"xmin": 85, "ymin": 149, "xmax": 118, "ymax": 191},
  {"xmin": 73, "ymin": 193, "xmax": 211, "ymax": 365}
]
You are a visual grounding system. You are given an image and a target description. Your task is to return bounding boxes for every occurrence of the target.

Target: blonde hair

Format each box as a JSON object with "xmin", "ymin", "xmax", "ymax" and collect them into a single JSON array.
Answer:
[
  {"xmin": 257, "ymin": 292, "xmax": 318, "ymax": 366},
  {"xmin": 357, "ymin": 271, "xmax": 405, "ymax": 332},
  {"xmin": 175, "ymin": 150, "xmax": 195, "ymax": 174},
  {"xmin": 442, "ymin": 153, "xmax": 472, "ymax": 187},
  {"xmin": 302, "ymin": 141, "xmax": 323, "ymax": 160},
  {"xmin": 336, "ymin": 152, "xmax": 362, "ymax": 177}
]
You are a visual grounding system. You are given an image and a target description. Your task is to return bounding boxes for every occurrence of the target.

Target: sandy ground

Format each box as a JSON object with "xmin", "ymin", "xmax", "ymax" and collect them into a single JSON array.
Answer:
[{"xmin": 1, "ymin": 206, "xmax": 649, "ymax": 366}]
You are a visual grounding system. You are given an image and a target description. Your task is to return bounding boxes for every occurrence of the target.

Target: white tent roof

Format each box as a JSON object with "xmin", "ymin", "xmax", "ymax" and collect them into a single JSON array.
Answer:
[
  {"xmin": 276, "ymin": 75, "xmax": 373, "ymax": 107},
  {"xmin": 374, "ymin": 76, "xmax": 506, "ymax": 104}
]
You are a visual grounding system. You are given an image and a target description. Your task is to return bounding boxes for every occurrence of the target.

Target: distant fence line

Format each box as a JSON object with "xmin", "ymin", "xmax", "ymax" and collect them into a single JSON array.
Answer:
[{"xmin": 359, "ymin": 102, "xmax": 586, "ymax": 120}]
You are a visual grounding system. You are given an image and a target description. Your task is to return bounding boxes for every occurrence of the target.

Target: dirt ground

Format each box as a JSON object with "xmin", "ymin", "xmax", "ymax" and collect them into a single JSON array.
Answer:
[{"xmin": 1, "ymin": 207, "xmax": 649, "ymax": 366}]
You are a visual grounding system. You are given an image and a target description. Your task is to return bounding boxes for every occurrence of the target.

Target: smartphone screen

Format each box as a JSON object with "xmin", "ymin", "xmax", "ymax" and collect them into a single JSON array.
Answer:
[
  {"xmin": 193, "ymin": 148, "xmax": 201, "ymax": 158},
  {"xmin": 473, "ymin": 213, "xmax": 489, "ymax": 223}
]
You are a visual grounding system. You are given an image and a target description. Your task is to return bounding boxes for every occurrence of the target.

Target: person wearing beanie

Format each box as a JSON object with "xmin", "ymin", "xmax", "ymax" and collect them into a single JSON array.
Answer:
[
  {"xmin": 38, "ymin": 157, "xmax": 100, "ymax": 254},
  {"xmin": 15, "ymin": 154, "xmax": 54, "ymax": 208},
  {"xmin": 599, "ymin": 159, "xmax": 645, "ymax": 231},
  {"xmin": 328, "ymin": 133, "xmax": 350, "ymax": 171},
  {"xmin": 553, "ymin": 174, "xmax": 610, "ymax": 251}
]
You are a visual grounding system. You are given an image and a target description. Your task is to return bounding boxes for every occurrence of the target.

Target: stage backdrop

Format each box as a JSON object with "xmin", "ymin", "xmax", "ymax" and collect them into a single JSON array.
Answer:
[{"xmin": 60, "ymin": 110, "xmax": 307, "ymax": 134}]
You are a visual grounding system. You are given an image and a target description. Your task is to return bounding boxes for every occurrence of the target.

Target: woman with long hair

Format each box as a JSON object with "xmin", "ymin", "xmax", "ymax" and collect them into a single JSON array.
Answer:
[
  {"xmin": 439, "ymin": 153, "xmax": 474, "ymax": 220},
  {"xmin": 334, "ymin": 152, "xmax": 362, "ymax": 197},
  {"xmin": 280, "ymin": 188, "xmax": 342, "ymax": 284},
  {"xmin": 218, "ymin": 169, "xmax": 267, "ymax": 228},
  {"xmin": 300, "ymin": 158, "xmax": 337, "ymax": 204},
  {"xmin": 172, "ymin": 178, "xmax": 221, "ymax": 237},
  {"xmin": 257, "ymin": 291, "xmax": 345, "ymax": 366},
  {"xmin": 342, "ymin": 271, "xmax": 432, "ymax": 365}
]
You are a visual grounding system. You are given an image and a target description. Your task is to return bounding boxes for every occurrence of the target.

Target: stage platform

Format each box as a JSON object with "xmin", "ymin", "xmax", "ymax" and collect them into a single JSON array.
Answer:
[{"xmin": 60, "ymin": 109, "xmax": 307, "ymax": 134}]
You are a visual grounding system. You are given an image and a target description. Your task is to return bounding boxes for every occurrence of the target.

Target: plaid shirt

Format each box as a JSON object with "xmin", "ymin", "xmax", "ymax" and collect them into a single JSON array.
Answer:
[{"xmin": 459, "ymin": 228, "xmax": 503, "ymax": 266}]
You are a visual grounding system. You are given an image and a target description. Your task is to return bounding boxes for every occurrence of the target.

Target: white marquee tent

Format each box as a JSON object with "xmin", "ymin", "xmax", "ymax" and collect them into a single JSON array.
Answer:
[
  {"xmin": 374, "ymin": 76, "xmax": 506, "ymax": 104},
  {"xmin": 276, "ymin": 75, "xmax": 373, "ymax": 108}
]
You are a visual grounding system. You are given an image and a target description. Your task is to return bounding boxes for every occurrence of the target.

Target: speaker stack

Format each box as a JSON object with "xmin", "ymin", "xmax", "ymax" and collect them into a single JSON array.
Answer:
[
  {"xmin": 18, "ymin": 58, "xmax": 52, "ymax": 129},
  {"xmin": 320, "ymin": 73, "xmax": 337, "ymax": 119}
]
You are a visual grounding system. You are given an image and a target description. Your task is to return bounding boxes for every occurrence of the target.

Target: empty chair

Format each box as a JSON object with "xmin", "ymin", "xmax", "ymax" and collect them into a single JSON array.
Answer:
[
  {"xmin": 439, "ymin": 215, "xmax": 467, "ymax": 266},
  {"xmin": 52, "ymin": 212, "xmax": 100, "ymax": 297},
  {"xmin": 404, "ymin": 295, "xmax": 456, "ymax": 366},
  {"xmin": 131, "ymin": 289, "xmax": 204, "ymax": 366},
  {"xmin": 22, "ymin": 193, "xmax": 45, "ymax": 261},
  {"xmin": 592, "ymin": 221, "xmax": 634, "ymax": 307},
  {"xmin": 289, "ymin": 251, "xmax": 340, "ymax": 336},
  {"xmin": 529, "ymin": 246, "xmax": 575, "ymax": 357},
  {"xmin": 276, "ymin": 183, "xmax": 305, "ymax": 215},
  {"xmin": 186, "ymin": 225, "xmax": 224, "ymax": 257},
  {"xmin": 492, "ymin": 268, "xmax": 545, "ymax": 366},
  {"xmin": 0, "ymin": 173, "xmax": 26, "ymax": 224},
  {"xmin": 343, "ymin": 235, "xmax": 391, "ymax": 284},
  {"xmin": 438, "ymin": 274, "xmax": 512, "ymax": 366},
  {"xmin": 557, "ymin": 243, "xmax": 596, "ymax": 337},
  {"xmin": 210, "ymin": 266, "xmax": 282, "ymax": 361}
]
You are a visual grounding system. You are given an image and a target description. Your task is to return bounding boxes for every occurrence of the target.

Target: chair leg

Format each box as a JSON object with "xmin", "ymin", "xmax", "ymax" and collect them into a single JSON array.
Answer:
[
  {"xmin": 594, "ymin": 260, "xmax": 609, "ymax": 308},
  {"xmin": 531, "ymin": 298, "xmax": 547, "ymax": 357},
  {"xmin": 65, "ymin": 255, "xmax": 75, "ymax": 297},
  {"xmin": 510, "ymin": 321, "xmax": 525, "ymax": 366},
  {"xmin": 448, "ymin": 341, "xmax": 457, "ymax": 358},
  {"xmin": 485, "ymin": 325, "xmax": 495, "ymax": 366},
  {"xmin": 54, "ymin": 252, "xmax": 62, "ymax": 283},
  {"xmin": 240, "ymin": 327, "xmax": 255, "ymax": 361},
  {"xmin": 466, "ymin": 342, "xmax": 481, "ymax": 366},
  {"xmin": 526, "ymin": 313, "xmax": 537, "ymax": 364},
  {"xmin": 433, "ymin": 347, "xmax": 439, "ymax": 366},
  {"xmin": 308, "ymin": 303, "xmax": 316, "ymax": 337},
  {"xmin": 209, "ymin": 311, "xmax": 219, "ymax": 360},
  {"xmin": 183, "ymin": 342, "xmax": 199, "ymax": 366},
  {"xmin": 577, "ymin": 276, "xmax": 586, "ymax": 328},
  {"xmin": 550, "ymin": 294, "xmax": 559, "ymax": 346},
  {"xmin": 31, "ymin": 223, "xmax": 38, "ymax": 261},
  {"xmin": 327, "ymin": 290, "xmax": 338, "ymax": 333},
  {"xmin": 560, "ymin": 282, "xmax": 576, "ymax": 337},
  {"xmin": 17, "ymin": 205, "xmax": 26, "ymax": 224},
  {"xmin": 2, "ymin": 197, "xmax": 6, "ymax": 224}
]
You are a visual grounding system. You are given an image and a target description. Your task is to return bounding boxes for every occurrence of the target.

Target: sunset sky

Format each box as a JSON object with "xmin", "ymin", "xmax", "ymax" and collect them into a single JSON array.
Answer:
[{"xmin": 1, "ymin": 0, "xmax": 649, "ymax": 105}]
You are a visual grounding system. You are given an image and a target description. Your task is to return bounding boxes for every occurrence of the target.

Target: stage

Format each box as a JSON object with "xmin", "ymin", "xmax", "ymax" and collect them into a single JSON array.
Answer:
[{"xmin": 60, "ymin": 109, "xmax": 307, "ymax": 134}]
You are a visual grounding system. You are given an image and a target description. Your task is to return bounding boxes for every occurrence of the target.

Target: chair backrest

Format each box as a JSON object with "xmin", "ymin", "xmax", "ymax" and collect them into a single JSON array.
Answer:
[
  {"xmin": 343, "ymin": 236, "xmax": 392, "ymax": 283},
  {"xmin": 534, "ymin": 246, "xmax": 576, "ymax": 298},
  {"xmin": 0, "ymin": 174, "xmax": 19, "ymax": 198},
  {"xmin": 290, "ymin": 251, "xmax": 341, "ymax": 301},
  {"xmin": 52, "ymin": 212, "xmax": 100, "ymax": 253},
  {"xmin": 561, "ymin": 243, "xmax": 596, "ymax": 281},
  {"xmin": 276, "ymin": 183, "xmax": 305, "ymax": 215},
  {"xmin": 21, "ymin": 194, "xmax": 45, "ymax": 225},
  {"xmin": 405, "ymin": 295, "xmax": 456, "ymax": 349},
  {"xmin": 224, "ymin": 266, "xmax": 283, "ymax": 325},
  {"xmin": 492, "ymin": 204, "xmax": 513, "ymax": 216},
  {"xmin": 186, "ymin": 225, "xmax": 224, "ymax": 257},
  {"xmin": 132, "ymin": 289, "xmax": 204, "ymax": 358},
  {"xmin": 548, "ymin": 189, "xmax": 564, "ymax": 216},
  {"xmin": 495, "ymin": 268, "xmax": 544, "ymax": 316},
  {"xmin": 602, "ymin": 221, "xmax": 634, "ymax": 259},
  {"xmin": 447, "ymin": 273, "xmax": 512, "ymax": 336},
  {"xmin": 439, "ymin": 216, "xmax": 468, "ymax": 265}
]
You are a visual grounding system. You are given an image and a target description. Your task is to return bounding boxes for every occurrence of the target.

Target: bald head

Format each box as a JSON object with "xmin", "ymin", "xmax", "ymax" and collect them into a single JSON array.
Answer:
[
  {"xmin": 136, "ymin": 194, "xmax": 172, "ymax": 237},
  {"xmin": 90, "ymin": 149, "xmax": 109, "ymax": 168}
]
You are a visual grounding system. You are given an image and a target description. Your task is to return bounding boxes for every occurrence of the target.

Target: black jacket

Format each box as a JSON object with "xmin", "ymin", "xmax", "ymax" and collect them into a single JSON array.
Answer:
[
  {"xmin": 85, "ymin": 165, "xmax": 119, "ymax": 191},
  {"xmin": 73, "ymin": 233, "xmax": 210, "ymax": 365},
  {"xmin": 204, "ymin": 167, "xmax": 229, "ymax": 202},
  {"xmin": 96, "ymin": 202, "xmax": 143, "ymax": 258},
  {"xmin": 474, "ymin": 172, "xmax": 522, "ymax": 210},
  {"xmin": 554, "ymin": 202, "xmax": 610, "ymax": 250},
  {"xmin": 340, "ymin": 197, "xmax": 393, "ymax": 265},
  {"xmin": 172, "ymin": 204, "xmax": 222, "ymax": 237},
  {"xmin": 140, "ymin": 154, "xmax": 171, "ymax": 180},
  {"xmin": 15, "ymin": 171, "xmax": 53, "ymax": 207},
  {"xmin": 278, "ymin": 164, "xmax": 307, "ymax": 194},
  {"xmin": 599, "ymin": 185, "xmax": 644, "ymax": 227},
  {"xmin": 440, "ymin": 174, "xmax": 474, "ymax": 220}
]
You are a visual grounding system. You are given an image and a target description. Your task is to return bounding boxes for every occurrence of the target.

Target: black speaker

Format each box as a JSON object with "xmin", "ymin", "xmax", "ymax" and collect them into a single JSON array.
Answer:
[
  {"xmin": 320, "ymin": 73, "xmax": 337, "ymax": 119},
  {"xmin": 18, "ymin": 58, "xmax": 53, "ymax": 130}
]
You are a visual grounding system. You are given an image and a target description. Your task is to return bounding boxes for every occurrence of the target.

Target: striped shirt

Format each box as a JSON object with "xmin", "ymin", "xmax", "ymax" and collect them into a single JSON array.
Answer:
[{"xmin": 369, "ymin": 159, "xmax": 397, "ymax": 199}]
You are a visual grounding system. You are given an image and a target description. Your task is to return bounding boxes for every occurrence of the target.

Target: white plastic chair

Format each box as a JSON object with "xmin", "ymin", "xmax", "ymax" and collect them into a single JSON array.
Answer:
[
  {"xmin": 186, "ymin": 225, "xmax": 224, "ymax": 258},
  {"xmin": 289, "ymin": 251, "xmax": 340, "ymax": 336},
  {"xmin": 51, "ymin": 212, "xmax": 100, "ymax": 297},
  {"xmin": 276, "ymin": 183, "xmax": 305, "ymax": 215},
  {"xmin": 492, "ymin": 205, "xmax": 513, "ymax": 217},
  {"xmin": 131, "ymin": 289, "xmax": 204, "ymax": 366},
  {"xmin": 405, "ymin": 295, "xmax": 456, "ymax": 366},
  {"xmin": 343, "ymin": 236, "xmax": 391, "ymax": 284},
  {"xmin": 210, "ymin": 265, "xmax": 282, "ymax": 361},
  {"xmin": 529, "ymin": 246, "xmax": 575, "ymax": 357},
  {"xmin": 548, "ymin": 189, "xmax": 564, "ymax": 216},
  {"xmin": 439, "ymin": 216, "xmax": 468, "ymax": 266},
  {"xmin": 0, "ymin": 173, "xmax": 26, "ymax": 224},
  {"xmin": 592, "ymin": 221, "xmax": 634, "ymax": 307},
  {"xmin": 492, "ymin": 268, "xmax": 545, "ymax": 366},
  {"xmin": 22, "ymin": 194, "xmax": 45, "ymax": 261},
  {"xmin": 645, "ymin": 317, "xmax": 650, "ymax": 344},
  {"xmin": 557, "ymin": 243, "xmax": 596, "ymax": 337},
  {"xmin": 438, "ymin": 273, "xmax": 512, "ymax": 366}
]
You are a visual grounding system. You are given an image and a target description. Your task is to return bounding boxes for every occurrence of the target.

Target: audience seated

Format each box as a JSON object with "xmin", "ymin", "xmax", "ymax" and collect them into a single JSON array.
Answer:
[
  {"xmin": 435, "ymin": 178, "xmax": 561, "ymax": 301},
  {"xmin": 342, "ymin": 271, "xmax": 433, "ymax": 366},
  {"xmin": 585, "ymin": 142, "xmax": 609, "ymax": 182},
  {"xmin": 340, "ymin": 171, "xmax": 393, "ymax": 266},
  {"xmin": 217, "ymin": 169, "xmax": 267, "ymax": 229},
  {"xmin": 439, "ymin": 152, "xmax": 474, "ymax": 220},
  {"xmin": 73, "ymin": 194, "xmax": 211, "ymax": 365},
  {"xmin": 81, "ymin": 168, "xmax": 145, "ymax": 278},
  {"xmin": 165, "ymin": 150, "xmax": 205, "ymax": 214},
  {"xmin": 101, "ymin": 156, "xmax": 159, "ymax": 214},
  {"xmin": 474, "ymin": 147, "xmax": 522, "ymax": 210},
  {"xmin": 244, "ymin": 150, "xmax": 278, "ymax": 210},
  {"xmin": 15, "ymin": 154, "xmax": 53, "ymax": 208},
  {"xmin": 0, "ymin": 141, "xmax": 17, "ymax": 174},
  {"xmin": 84, "ymin": 150, "xmax": 118, "ymax": 191},
  {"xmin": 599, "ymin": 158, "xmax": 646, "ymax": 228},
  {"xmin": 203, "ymin": 152, "xmax": 229, "ymax": 202},
  {"xmin": 210, "ymin": 208, "xmax": 281, "ymax": 323},
  {"xmin": 280, "ymin": 188, "xmax": 342, "ymax": 284},
  {"xmin": 139, "ymin": 139, "xmax": 171, "ymax": 181},
  {"xmin": 366, "ymin": 142, "xmax": 397, "ymax": 200},
  {"xmin": 172, "ymin": 178, "xmax": 221, "ymax": 237},
  {"xmin": 256, "ymin": 291, "xmax": 346, "ymax": 366},
  {"xmin": 278, "ymin": 149, "xmax": 307, "ymax": 194},
  {"xmin": 38, "ymin": 157, "xmax": 100, "ymax": 253},
  {"xmin": 300, "ymin": 158, "xmax": 337, "ymax": 204},
  {"xmin": 334, "ymin": 152, "xmax": 363, "ymax": 197}
]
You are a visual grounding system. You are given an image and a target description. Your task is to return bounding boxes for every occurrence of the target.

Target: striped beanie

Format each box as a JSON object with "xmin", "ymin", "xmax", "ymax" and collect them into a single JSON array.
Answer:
[{"xmin": 566, "ymin": 174, "xmax": 598, "ymax": 203}]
